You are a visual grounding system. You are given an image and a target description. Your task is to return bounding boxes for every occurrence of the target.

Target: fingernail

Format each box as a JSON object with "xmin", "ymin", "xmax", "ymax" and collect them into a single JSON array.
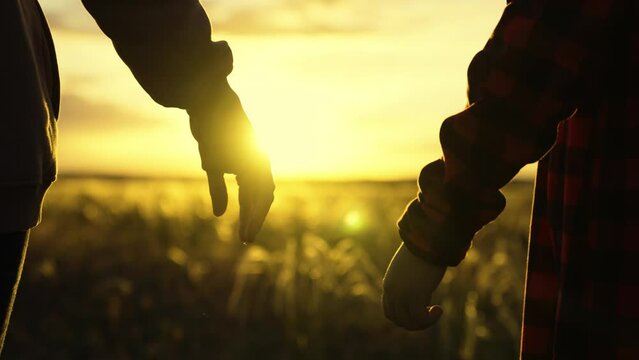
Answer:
[
  {"xmin": 239, "ymin": 227, "xmax": 253, "ymax": 244},
  {"xmin": 242, "ymin": 233, "xmax": 255, "ymax": 244},
  {"xmin": 428, "ymin": 306, "xmax": 443, "ymax": 317}
]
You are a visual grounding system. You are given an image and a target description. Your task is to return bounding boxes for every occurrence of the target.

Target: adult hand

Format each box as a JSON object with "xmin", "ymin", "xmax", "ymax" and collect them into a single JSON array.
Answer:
[
  {"xmin": 382, "ymin": 243, "xmax": 447, "ymax": 331},
  {"xmin": 187, "ymin": 80, "xmax": 274, "ymax": 243}
]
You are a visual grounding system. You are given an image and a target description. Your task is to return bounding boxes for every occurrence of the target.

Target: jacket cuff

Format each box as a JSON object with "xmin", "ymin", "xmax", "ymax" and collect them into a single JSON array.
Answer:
[
  {"xmin": 182, "ymin": 40, "xmax": 234, "ymax": 108},
  {"xmin": 171, "ymin": 40, "xmax": 234, "ymax": 109},
  {"xmin": 397, "ymin": 159, "xmax": 506, "ymax": 266},
  {"xmin": 398, "ymin": 199, "xmax": 471, "ymax": 266}
]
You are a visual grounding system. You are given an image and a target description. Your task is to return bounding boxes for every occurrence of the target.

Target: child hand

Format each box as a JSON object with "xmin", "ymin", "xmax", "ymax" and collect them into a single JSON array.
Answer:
[{"xmin": 382, "ymin": 243, "xmax": 447, "ymax": 330}]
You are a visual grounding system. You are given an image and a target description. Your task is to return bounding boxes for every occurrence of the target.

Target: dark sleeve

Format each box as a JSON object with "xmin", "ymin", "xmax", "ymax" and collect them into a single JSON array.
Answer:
[
  {"xmin": 82, "ymin": 0, "xmax": 233, "ymax": 109},
  {"xmin": 398, "ymin": 0, "xmax": 617, "ymax": 266}
]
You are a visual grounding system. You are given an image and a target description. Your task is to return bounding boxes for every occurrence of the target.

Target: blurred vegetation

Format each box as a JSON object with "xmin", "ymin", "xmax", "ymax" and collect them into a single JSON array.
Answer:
[{"xmin": 4, "ymin": 177, "xmax": 532, "ymax": 359}]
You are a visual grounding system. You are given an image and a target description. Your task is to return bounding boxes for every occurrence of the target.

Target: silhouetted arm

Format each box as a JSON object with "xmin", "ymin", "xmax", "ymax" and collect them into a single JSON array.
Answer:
[
  {"xmin": 82, "ymin": 0, "xmax": 274, "ymax": 243},
  {"xmin": 384, "ymin": 0, "xmax": 618, "ymax": 331},
  {"xmin": 396, "ymin": 0, "xmax": 617, "ymax": 267},
  {"xmin": 81, "ymin": 0, "xmax": 232, "ymax": 109}
]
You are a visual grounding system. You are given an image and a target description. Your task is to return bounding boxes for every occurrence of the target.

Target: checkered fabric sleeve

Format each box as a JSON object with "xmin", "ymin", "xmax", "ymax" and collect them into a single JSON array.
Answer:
[{"xmin": 398, "ymin": 0, "xmax": 616, "ymax": 266}]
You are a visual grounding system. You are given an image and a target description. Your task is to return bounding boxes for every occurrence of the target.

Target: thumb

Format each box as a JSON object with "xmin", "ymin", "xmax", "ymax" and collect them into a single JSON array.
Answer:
[{"xmin": 207, "ymin": 172, "xmax": 228, "ymax": 216}]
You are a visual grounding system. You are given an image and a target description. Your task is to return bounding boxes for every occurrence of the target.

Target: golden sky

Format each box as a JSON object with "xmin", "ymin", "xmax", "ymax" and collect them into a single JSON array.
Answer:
[{"xmin": 42, "ymin": 0, "xmax": 534, "ymax": 180}]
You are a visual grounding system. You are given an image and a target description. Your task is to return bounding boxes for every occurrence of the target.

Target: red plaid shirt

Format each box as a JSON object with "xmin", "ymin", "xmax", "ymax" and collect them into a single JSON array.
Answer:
[{"xmin": 398, "ymin": 0, "xmax": 639, "ymax": 358}]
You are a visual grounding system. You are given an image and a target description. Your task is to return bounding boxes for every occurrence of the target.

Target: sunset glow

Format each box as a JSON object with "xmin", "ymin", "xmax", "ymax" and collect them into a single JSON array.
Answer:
[{"xmin": 43, "ymin": 0, "xmax": 538, "ymax": 180}]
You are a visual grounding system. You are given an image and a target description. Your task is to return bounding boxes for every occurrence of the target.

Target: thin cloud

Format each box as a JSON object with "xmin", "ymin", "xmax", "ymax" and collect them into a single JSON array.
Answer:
[
  {"xmin": 41, "ymin": 0, "xmax": 390, "ymax": 35},
  {"xmin": 204, "ymin": 0, "xmax": 381, "ymax": 34},
  {"xmin": 41, "ymin": 0, "xmax": 497, "ymax": 36},
  {"xmin": 58, "ymin": 94, "xmax": 160, "ymax": 133}
]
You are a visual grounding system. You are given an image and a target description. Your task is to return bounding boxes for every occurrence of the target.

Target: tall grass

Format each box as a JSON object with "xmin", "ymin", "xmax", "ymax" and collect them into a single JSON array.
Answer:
[{"xmin": 4, "ymin": 177, "xmax": 532, "ymax": 359}]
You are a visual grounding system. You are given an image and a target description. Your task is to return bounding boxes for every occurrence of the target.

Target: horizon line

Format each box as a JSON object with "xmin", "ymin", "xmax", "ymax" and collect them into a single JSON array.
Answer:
[{"xmin": 56, "ymin": 171, "xmax": 534, "ymax": 185}]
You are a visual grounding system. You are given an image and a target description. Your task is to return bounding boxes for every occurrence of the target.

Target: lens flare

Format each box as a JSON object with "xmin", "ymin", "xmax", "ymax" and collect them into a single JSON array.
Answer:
[{"xmin": 344, "ymin": 210, "xmax": 364, "ymax": 231}]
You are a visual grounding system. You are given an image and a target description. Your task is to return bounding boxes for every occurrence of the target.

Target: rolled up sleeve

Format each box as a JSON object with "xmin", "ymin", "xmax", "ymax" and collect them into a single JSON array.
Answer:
[{"xmin": 399, "ymin": 0, "xmax": 616, "ymax": 266}]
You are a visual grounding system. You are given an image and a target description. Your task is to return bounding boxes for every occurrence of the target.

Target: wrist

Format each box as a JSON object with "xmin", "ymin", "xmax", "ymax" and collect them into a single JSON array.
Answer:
[
  {"xmin": 186, "ymin": 79, "xmax": 235, "ymax": 117},
  {"xmin": 398, "ymin": 242, "xmax": 449, "ymax": 269}
]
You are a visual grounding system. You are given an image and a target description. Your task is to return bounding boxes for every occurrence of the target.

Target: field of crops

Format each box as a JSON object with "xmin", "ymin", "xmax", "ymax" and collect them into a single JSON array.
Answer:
[{"xmin": 4, "ymin": 177, "xmax": 533, "ymax": 359}]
